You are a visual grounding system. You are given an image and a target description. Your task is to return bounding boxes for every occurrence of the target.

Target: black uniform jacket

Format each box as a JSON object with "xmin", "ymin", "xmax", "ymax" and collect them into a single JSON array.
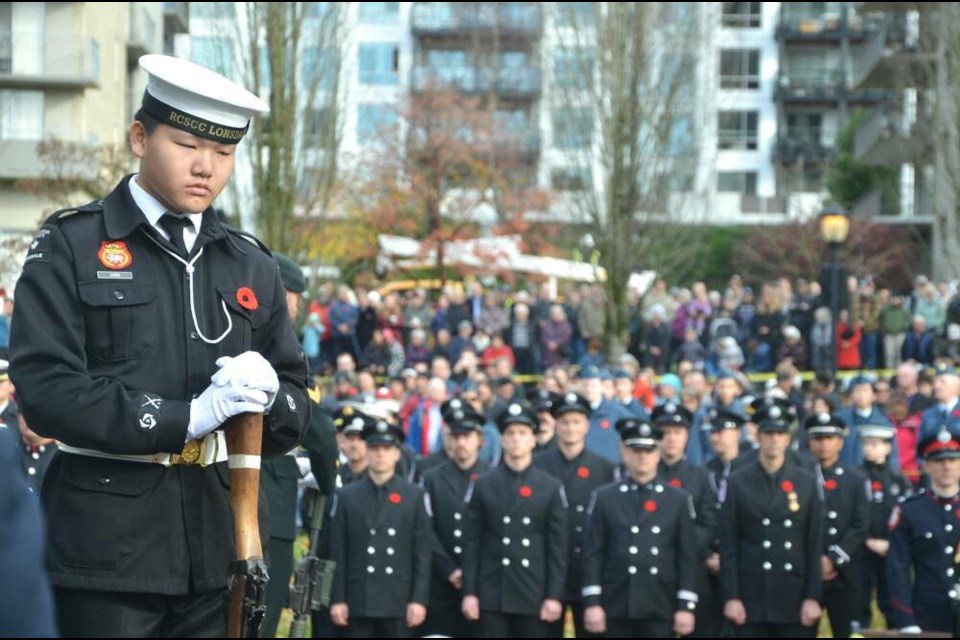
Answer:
[
  {"xmin": 534, "ymin": 446, "xmax": 617, "ymax": 601},
  {"xmin": 262, "ymin": 394, "xmax": 337, "ymax": 542},
  {"xmin": 719, "ymin": 459, "xmax": 823, "ymax": 624},
  {"xmin": 422, "ymin": 458, "xmax": 491, "ymax": 583},
  {"xmin": 9, "ymin": 177, "xmax": 309, "ymax": 594},
  {"xmin": 818, "ymin": 462, "xmax": 870, "ymax": 591},
  {"xmin": 329, "ymin": 474, "xmax": 432, "ymax": 618},
  {"xmin": 861, "ymin": 460, "xmax": 909, "ymax": 540},
  {"xmin": 462, "ymin": 462, "xmax": 569, "ymax": 615},
  {"xmin": 582, "ymin": 477, "xmax": 699, "ymax": 621}
]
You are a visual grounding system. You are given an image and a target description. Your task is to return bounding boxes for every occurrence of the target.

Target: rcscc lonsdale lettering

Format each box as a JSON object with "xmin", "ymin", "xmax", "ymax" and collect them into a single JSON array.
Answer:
[{"xmin": 167, "ymin": 111, "xmax": 245, "ymax": 141}]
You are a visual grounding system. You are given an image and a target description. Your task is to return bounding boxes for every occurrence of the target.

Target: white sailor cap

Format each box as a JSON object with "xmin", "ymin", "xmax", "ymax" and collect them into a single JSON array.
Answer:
[{"xmin": 138, "ymin": 54, "xmax": 269, "ymax": 144}]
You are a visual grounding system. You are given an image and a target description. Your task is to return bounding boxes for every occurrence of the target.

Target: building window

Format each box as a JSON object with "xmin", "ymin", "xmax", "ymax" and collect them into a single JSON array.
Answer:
[
  {"xmin": 719, "ymin": 49, "xmax": 760, "ymax": 89},
  {"xmin": 717, "ymin": 171, "xmax": 758, "ymax": 195},
  {"xmin": 556, "ymin": 2, "xmax": 595, "ymax": 29},
  {"xmin": 786, "ymin": 112, "xmax": 823, "ymax": 144},
  {"xmin": 359, "ymin": 2, "xmax": 399, "ymax": 24},
  {"xmin": 551, "ymin": 166, "xmax": 592, "ymax": 191},
  {"xmin": 359, "ymin": 43, "xmax": 399, "ymax": 85},
  {"xmin": 552, "ymin": 107, "xmax": 593, "ymax": 150},
  {"xmin": 717, "ymin": 110, "xmax": 758, "ymax": 150},
  {"xmin": 191, "ymin": 2, "xmax": 236, "ymax": 18},
  {"xmin": 190, "ymin": 36, "xmax": 234, "ymax": 79},
  {"xmin": 357, "ymin": 103, "xmax": 398, "ymax": 142},
  {"xmin": 722, "ymin": 2, "xmax": 761, "ymax": 28},
  {"xmin": 554, "ymin": 48, "xmax": 594, "ymax": 90},
  {"xmin": 0, "ymin": 90, "xmax": 43, "ymax": 139}
]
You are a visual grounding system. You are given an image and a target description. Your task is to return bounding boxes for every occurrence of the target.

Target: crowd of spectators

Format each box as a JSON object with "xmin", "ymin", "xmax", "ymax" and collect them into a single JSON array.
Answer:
[{"xmin": 298, "ymin": 273, "xmax": 960, "ymax": 379}]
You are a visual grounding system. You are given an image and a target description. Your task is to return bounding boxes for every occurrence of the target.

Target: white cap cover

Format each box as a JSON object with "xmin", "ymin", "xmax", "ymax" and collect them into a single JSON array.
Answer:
[{"xmin": 138, "ymin": 54, "xmax": 269, "ymax": 144}]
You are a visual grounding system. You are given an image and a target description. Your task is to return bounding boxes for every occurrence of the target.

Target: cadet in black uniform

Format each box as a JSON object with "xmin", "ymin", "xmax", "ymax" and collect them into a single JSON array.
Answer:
[
  {"xmin": 887, "ymin": 428, "xmax": 960, "ymax": 634},
  {"xmin": 421, "ymin": 398, "xmax": 491, "ymax": 637},
  {"xmin": 261, "ymin": 253, "xmax": 339, "ymax": 639},
  {"xmin": 805, "ymin": 413, "xmax": 869, "ymax": 638},
  {"xmin": 461, "ymin": 402, "xmax": 569, "ymax": 638},
  {"xmin": 534, "ymin": 391, "xmax": 617, "ymax": 637},
  {"xmin": 651, "ymin": 402, "xmax": 717, "ymax": 638},
  {"xmin": 1, "ymin": 360, "xmax": 58, "ymax": 492},
  {"xmin": 9, "ymin": 55, "xmax": 309, "ymax": 637},
  {"xmin": 329, "ymin": 419, "xmax": 432, "ymax": 638},
  {"xmin": 719, "ymin": 403, "xmax": 823, "ymax": 638},
  {"xmin": 858, "ymin": 423, "xmax": 908, "ymax": 630},
  {"xmin": 335, "ymin": 405, "xmax": 369, "ymax": 486},
  {"xmin": 529, "ymin": 388, "xmax": 560, "ymax": 452},
  {"xmin": 702, "ymin": 407, "xmax": 749, "ymax": 637},
  {"xmin": 582, "ymin": 417, "xmax": 698, "ymax": 638}
]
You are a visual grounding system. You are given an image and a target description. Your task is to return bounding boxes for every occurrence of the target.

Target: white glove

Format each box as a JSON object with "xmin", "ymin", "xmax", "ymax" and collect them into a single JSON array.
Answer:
[
  {"xmin": 296, "ymin": 456, "xmax": 313, "ymax": 478},
  {"xmin": 210, "ymin": 351, "xmax": 279, "ymax": 410},
  {"xmin": 299, "ymin": 472, "xmax": 318, "ymax": 490},
  {"xmin": 899, "ymin": 626, "xmax": 922, "ymax": 634},
  {"xmin": 188, "ymin": 383, "xmax": 268, "ymax": 440}
]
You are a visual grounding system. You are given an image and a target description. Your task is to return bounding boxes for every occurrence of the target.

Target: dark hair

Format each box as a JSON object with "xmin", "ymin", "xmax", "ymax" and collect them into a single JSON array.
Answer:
[{"xmin": 134, "ymin": 107, "xmax": 161, "ymax": 135}]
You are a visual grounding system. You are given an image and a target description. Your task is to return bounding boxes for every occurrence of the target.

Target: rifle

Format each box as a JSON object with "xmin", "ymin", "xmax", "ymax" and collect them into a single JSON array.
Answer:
[
  {"xmin": 287, "ymin": 491, "xmax": 337, "ymax": 638},
  {"xmin": 225, "ymin": 413, "xmax": 269, "ymax": 638}
]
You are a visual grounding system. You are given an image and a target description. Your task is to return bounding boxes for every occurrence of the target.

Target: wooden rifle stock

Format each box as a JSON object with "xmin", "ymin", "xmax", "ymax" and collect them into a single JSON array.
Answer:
[{"xmin": 225, "ymin": 413, "xmax": 268, "ymax": 638}]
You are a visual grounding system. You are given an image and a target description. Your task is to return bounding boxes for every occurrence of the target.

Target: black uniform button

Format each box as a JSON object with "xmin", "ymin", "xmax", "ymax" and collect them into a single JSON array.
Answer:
[
  {"xmin": 190, "ymin": 331, "xmax": 199, "ymax": 341},
  {"xmin": 99, "ymin": 476, "xmax": 111, "ymax": 485}
]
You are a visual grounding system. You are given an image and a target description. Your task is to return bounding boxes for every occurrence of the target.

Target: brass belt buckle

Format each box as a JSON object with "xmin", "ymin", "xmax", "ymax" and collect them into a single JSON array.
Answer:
[{"xmin": 178, "ymin": 438, "xmax": 202, "ymax": 465}]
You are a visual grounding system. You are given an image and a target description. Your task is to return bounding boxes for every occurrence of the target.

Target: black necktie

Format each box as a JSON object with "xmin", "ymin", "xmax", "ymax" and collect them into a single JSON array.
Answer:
[{"xmin": 158, "ymin": 213, "xmax": 190, "ymax": 258}]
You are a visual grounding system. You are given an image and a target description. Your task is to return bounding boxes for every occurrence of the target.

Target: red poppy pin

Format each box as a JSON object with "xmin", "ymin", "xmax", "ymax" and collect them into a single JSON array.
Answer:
[
  {"xmin": 389, "ymin": 492, "xmax": 402, "ymax": 504},
  {"xmin": 519, "ymin": 485, "xmax": 533, "ymax": 498},
  {"xmin": 953, "ymin": 409, "xmax": 960, "ymax": 418},
  {"xmin": 781, "ymin": 480, "xmax": 794, "ymax": 493},
  {"xmin": 644, "ymin": 500, "xmax": 657, "ymax": 513},
  {"xmin": 872, "ymin": 481, "xmax": 883, "ymax": 492},
  {"xmin": 824, "ymin": 479, "xmax": 838, "ymax": 491},
  {"xmin": 98, "ymin": 241, "xmax": 132, "ymax": 270},
  {"xmin": 577, "ymin": 466, "xmax": 591, "ymax": 479},
  {"xmin": 470, "ymin": 473, "xmax": 479, "ymax": 482},
  {"xmin": 955, "ymin": 507, "xmax": 960, "ymax": 521},
  {"xmin": 669, "ymin": 478, "xmax": 683, "ymax": 488},
  {"xmin": 600, "ymin": 419, "xmax": 610, "ymax": 430},
  {"xmin": 236, "ymin": 287, "xmax": 258, "ymax": 311}
]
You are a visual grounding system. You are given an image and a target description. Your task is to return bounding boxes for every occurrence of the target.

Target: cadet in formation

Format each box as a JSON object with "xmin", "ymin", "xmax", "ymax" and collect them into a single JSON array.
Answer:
[
  {"xmin": 329, "ymin": 418, "xmax": 431, "ymax": 637},
  {"xmin": 719, "ymin": 402, "xmax": 823, "ymax": 638},
  {"xmin": 420, "ymin": 398, "xmax": 491, "ymax": 637},
  {"xmin": 581, "ymin": 417, "xmax": 698, "ymax": 638},
  {"xmin": 461, "ymin": 402, "xmax": 568, "ymax": 638},
  {"xmin": 534, "ymin": 391, "xmax": 617, "ymax": 637}
]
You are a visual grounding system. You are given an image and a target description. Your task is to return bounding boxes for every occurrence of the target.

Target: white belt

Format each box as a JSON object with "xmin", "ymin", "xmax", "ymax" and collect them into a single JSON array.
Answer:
[{"xmin": 59, "ymin": 431, "xmax": 228, "ymax": 467}]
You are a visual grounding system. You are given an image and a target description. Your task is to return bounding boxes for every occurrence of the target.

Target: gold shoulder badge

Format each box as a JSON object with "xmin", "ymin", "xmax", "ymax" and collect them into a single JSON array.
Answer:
[
  {"xmin": 308, "ymin": 384, "xmax": 322, "ymax": 404},
  {"xmin": 98, "ymin": 241, "xmax": 133, "ymax": 270}
]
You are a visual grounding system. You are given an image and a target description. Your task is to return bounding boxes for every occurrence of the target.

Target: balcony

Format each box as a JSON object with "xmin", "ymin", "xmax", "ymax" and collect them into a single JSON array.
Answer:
[
  {"xmin": 774, "ymin": 137, "xmax": 834, "ymax": 164},
  {"xmin": 0, "ymin": 32, "xmax": 100, "ymax": 89},
  {"xmin": 855, "ymin": 2, "xmax": 922, "ymax": 12},
  {"xmin": 776, "ymin": 72, "xmax": 842, "ymax": 103},
  {"xmin": 778, "ymin": 12, "xmax": 878, "ymax": 42},
  {"xmin": 163, "ymin": 2, "xmax": 189, "ymax": 35},
  {"xmin": 853, "ymin": 15, "xmax": 934, "ymax": 89},
  {"xmin": 412, "ymin": 66, "xmax": 491, "ymax": 95},
  {"xmin": 496, "ymin": 66, "xmax": 541, "ymax": 100},
  {"xmin": 853, "ymin": 103, "xmax": 930, "ymax": 166},
  {"xmin": 411, "ymin": 3, "xmax": 541, "ymax": 40}
]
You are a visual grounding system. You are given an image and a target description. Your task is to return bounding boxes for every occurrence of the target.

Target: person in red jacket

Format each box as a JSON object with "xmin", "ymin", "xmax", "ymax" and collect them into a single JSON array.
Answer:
[
  {"xmin": 481, "ymin": 333, "xmax": 516, "ymax": 369},
  {"xmin": 836, "ymin": 310, "xmax": 862, "ymax": 371}
]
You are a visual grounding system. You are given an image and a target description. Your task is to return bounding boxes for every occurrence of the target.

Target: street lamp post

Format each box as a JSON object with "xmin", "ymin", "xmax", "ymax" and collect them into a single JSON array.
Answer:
[{"xmin": 818, "ymin": 203, "xmax": 850, "ymax": 375}]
